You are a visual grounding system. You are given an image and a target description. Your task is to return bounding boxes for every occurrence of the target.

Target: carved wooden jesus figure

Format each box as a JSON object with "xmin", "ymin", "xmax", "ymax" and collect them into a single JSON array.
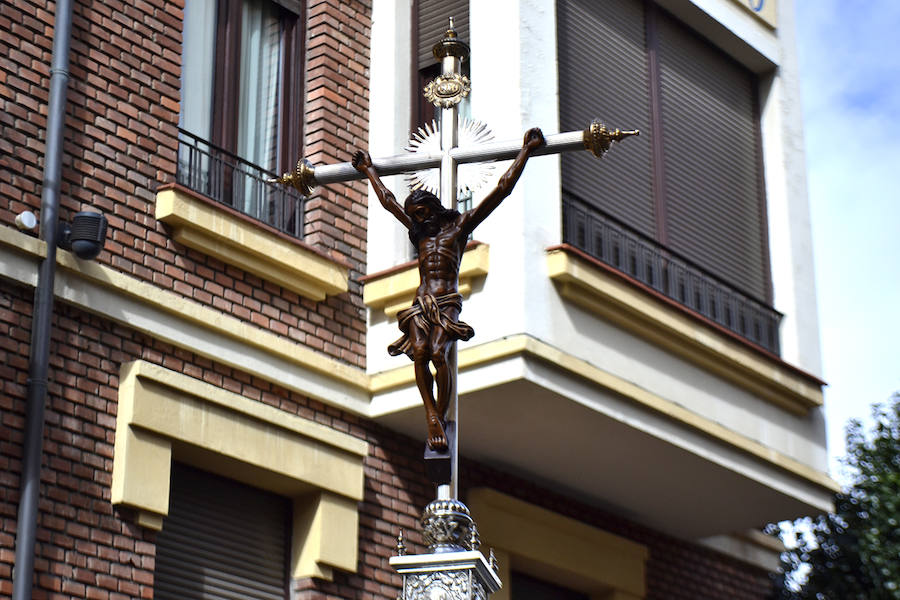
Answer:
[{"xmin": 353, "ymin": 128, "xmax": 545, "ymax": 451}]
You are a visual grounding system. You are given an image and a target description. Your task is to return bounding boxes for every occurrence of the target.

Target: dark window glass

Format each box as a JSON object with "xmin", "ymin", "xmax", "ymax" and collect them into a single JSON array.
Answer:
[
  {"xmin": 511, "ymin": 571, "xmax": 590, "ymax": 600},
  {"xmin": 177, "ymin": 0, "xmax": 305, "ymax": 235},
  {"xmin": 181, "ymin": 0, "xmax": 302, "ymax": 173}
]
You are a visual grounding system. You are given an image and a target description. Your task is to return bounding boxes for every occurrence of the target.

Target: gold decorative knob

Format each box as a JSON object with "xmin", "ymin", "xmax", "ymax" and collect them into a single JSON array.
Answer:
[
  {"xmin": 270, "ymin": 158, "xmax": 315, "ymax": 196},
  {"xmin": 583, "ymin": 120, "xmax": 639, "ymax": 158},
  {"xmin": 432, "ymin": 17, "xmax": 470, "ymax": 62}
]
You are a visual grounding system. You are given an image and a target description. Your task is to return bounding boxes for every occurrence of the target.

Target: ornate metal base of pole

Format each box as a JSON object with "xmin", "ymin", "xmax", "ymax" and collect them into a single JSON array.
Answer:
[{"xmin": 391, "ymin": 498, "xmax": 501, "ymax": 600}]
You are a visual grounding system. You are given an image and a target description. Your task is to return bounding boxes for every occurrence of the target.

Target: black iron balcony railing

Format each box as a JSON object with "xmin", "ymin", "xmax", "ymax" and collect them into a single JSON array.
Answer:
[
  {"xmin": 176, "ymin": 128, "xmax": 305, "ymax": 238},
  {"xmin": 562, "ymin": 193, "xmax": 781, "ymax": 354}
]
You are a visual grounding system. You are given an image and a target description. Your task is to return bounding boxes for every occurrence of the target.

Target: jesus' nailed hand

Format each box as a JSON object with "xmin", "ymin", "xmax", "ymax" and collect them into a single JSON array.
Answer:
[{"xmin": 353, "ymin": 127, "xmax": 545, "ymax": 452}]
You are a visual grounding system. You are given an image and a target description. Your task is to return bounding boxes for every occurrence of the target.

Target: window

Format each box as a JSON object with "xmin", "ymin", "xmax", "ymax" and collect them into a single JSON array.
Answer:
[
  {"xmin": 511, "ymin": 572, "xmax": 590, "ymax": 600},
  {"xmin": 154, "ymin": 463, "xmax": 290, "ymax": 600},
  {"xmin": 558, "ymin": 0, "xmax": 780, "ymax": 352},
  {"xmin": 178, "ymin": 0, "xmax": 304, "ymax": 236},
  {"xmin": 413, "ymin": 0, "xmax": 473, "ymax": 213},
  {"xmin": 413, "ymin": 0, "xmax": 470, "ymax": 131},
  {"xmin": 558, "ymin": 0, "xmax": 770, "ymax": 304}
]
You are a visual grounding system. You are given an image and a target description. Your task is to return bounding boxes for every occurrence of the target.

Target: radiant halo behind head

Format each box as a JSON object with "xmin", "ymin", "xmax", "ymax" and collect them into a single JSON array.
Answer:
[{"xmin": 405, "ymin": 118, "xmax": 496, "ymax": 197}]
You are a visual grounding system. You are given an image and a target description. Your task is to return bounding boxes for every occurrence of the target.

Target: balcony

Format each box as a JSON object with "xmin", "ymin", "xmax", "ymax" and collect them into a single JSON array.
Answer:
[
  {"xmin": 175, "ymin": 128, "xmax": 305, "ymax": 239},
  {"xmin": 366, "ymin": 174, "xmax": 831, "ymax": 545},
  {"xmin": 562, "ymin": 192, "xmax": 782, "ymax": 355},
  {"xmin": 156, "ymin": 129, "xmax": 349, "ymax": 301}
]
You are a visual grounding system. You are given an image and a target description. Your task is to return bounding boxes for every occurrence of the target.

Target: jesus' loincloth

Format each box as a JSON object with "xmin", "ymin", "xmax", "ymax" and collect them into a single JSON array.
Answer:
[{"xmin": 388, "ymin": 293, "xmax": 475, "ymax": 359}]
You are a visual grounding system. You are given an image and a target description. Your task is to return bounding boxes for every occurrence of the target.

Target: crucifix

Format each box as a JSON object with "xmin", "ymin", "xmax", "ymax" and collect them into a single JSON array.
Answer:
[{"xmin": 275, "ymin": 20, "xmax": 636, "ymax": 501}]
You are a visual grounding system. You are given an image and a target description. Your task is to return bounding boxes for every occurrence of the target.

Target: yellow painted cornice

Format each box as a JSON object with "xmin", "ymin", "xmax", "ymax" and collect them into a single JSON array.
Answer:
[
  {"xmin": 0, "ymin": 225, "xmax": 369, "ymax": 402},
  {"xmin": 0, "ymin": 225, "xmax": 46, "ymax": 257},
  {"xmin": 56, "ymin": 249, "xmax": 369, "ymax": 390},
  {"xmin": 363, "ymin": 243, "xmax": 489, "ymax": 317},
  {"xmin": 468, "ymin": 488, "xmax": 647, "ymax": 598},
  {"xmin": 155, "ymin": 186, "xmax": 349, "ymax": 301},
  {"xmin": 112, "ymin": 360, "xmax": 364, "ymax": 579},
  {"xmin": 545, "ymin": 246, "xmax": 824, "ymax": 415},
  {"xmin": 125, "ymin": 360, "xmax": 368, "ymax": 459}
]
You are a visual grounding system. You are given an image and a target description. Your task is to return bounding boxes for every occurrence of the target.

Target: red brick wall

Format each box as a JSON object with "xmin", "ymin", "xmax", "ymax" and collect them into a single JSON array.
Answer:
[
  {"xmin": 1, "ymin": 286, "xmax": 162, "ymax": 600},
  {"xmin": 0, "ymin": 286, "xmax": 772, "ymax": 600},
  {"xmin": 0, "ymin": 0, "xmax": 369, "ymax": 368},
  {"xmin": 301, "ymin": 0, "xmax": 372, "ymax": 365}
]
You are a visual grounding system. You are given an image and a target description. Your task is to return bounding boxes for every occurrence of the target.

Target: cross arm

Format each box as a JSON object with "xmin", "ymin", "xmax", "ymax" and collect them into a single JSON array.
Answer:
[{"xmin": 272, "ymin": 121, "xmax": 638, "ymax": 196}]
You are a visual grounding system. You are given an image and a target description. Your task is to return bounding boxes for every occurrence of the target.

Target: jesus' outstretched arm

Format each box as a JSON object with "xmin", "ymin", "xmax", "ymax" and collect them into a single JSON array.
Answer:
[
  {"xmin": 461, "ymin": 127, "xmax": 545, "ymax": 236},
  {"xmin": 352, "ymin": 150, "xmax": 412, "ymax": 230}
]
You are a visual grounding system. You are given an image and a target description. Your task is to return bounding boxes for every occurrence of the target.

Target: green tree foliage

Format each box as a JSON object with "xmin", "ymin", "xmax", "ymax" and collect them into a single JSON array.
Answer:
[{"xmin": 771, "ymin": 393, "xmax": 900, "ymax": 599}]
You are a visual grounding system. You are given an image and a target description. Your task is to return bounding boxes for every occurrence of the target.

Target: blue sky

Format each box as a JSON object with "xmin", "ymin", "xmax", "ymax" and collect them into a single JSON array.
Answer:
[{"xmin": 794, "ymin": 0, "xmax": 900, "ymax": 481}]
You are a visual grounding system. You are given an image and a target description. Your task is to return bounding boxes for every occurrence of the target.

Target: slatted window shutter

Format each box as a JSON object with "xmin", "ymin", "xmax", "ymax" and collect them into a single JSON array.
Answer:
[
  {"xmin": 557, "ymin": 0, "xmax": 656, "ymax": 239},
  {"xmin": 155, "ymin": 464, "xmax": 289, "ymax": 600},
  {"xmin": 655, "ymin": 9, "xmax": 768, "ymax": 300},
  {"xmin": 557, "ymin": 0, "xmax": 770, "ymax": 302},
  {"xmin": 417, "ymin": 0, "xmax": 469, "ymax": 70}
]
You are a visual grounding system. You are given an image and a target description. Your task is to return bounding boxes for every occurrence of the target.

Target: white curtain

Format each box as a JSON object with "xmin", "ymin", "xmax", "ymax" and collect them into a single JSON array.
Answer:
[
  {"xmin": 179, "ymin": 0, "xmax": 217, "ymax": 139},
  {"xmin": 236, "ymin": 0, "xmax": 282, "ymax": 216},
  {"xmin": 178, "ymin": 0, "xmax": 217, "ymax": 193}
]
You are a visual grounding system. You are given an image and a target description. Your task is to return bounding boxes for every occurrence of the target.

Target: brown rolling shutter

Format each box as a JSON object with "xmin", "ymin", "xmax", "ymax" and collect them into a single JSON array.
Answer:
[
  {"xmin": 418, "ymin": 0, "xmax": 469, "ymax": 69},
  {"xmin": 557, "ymin": 0, "xmax": 656, "ymax": 238},
  {"xmin": 655, "ymin": 8, "xmax": 769, "ymax": 300},
  {"xmin": 155, "ymin": 464, "xmax": 289, "ymax": 600}
]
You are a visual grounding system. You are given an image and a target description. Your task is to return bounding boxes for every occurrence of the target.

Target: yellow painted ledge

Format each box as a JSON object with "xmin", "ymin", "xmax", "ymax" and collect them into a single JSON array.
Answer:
[
  {"xmin": 112, "ymin": 360, "xmax": 367, "ymax": 580},
  {"xmin": 468, "ymin": 489, "xmax": 648, "ymax": 599},
  {"xmin": 370, "ymin": 334, "xmax": 839, "ymax": 494},
  {"xmin": 363, "ymin": 243, "xmax": 489, "ymax": 317},
  {"xmin": 0, "ymin": 224, "xmax": 46, "ymax": 257},
  {"xmin": 545, "ymin": 247, "xmax": 824, "ymax": 416},
  {"xmin": 155, "ymin": 186, "xmax": 348, "ymax": 301}
]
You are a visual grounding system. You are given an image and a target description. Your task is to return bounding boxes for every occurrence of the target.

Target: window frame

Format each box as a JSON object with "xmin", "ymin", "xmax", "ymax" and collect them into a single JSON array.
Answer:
[{"xmin": 206, "ymin": 0, "xmax": 304, "ymax": 176}]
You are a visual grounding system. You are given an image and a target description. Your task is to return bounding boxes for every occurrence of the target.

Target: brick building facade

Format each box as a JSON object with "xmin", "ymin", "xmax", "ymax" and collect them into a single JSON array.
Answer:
[
  {"xmin": 0, "ymin": 284, "xmax": 773, "ymax": 599},
  {"xmin": 2, "ymin": 0, "xmax": 831, "ymax": 599}
]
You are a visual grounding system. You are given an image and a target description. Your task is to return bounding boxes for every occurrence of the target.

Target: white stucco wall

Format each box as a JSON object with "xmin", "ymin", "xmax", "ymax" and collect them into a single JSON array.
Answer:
[
  {"xmin": 760, "ymin": 0, "xmax": 824, "ymax": 378},
  {"xmin": 365, "ymin": 0, "xmax": 827, "ymax": 472},
  {"xmin": 464, "ymin": 0, "xmax": 562, "ymax": 344},
  {"xmin": 367, "ymin": 0, "xmax": 415, "ymax": 276}
]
